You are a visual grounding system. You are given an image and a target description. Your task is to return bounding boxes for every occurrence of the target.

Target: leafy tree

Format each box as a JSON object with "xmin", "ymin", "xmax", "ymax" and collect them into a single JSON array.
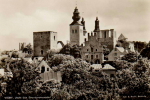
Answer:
[
  {"xmin": 121, "ymin": 52, "xmax": 139, "ymax": 62},
  {"xmin": 59, "ymin": 44, "xmax": 81, "ymax": 58},
  {"xmin": 6, "ymin": 59, "xmax": 41, "ymax": 97},
  {"xmin": 46, "ymin": 49, "xmax": 59, "ymax": 59},
  {"xmin": 48, "ymin": 54, "xmax": 119, "ymax": 99},
  {"xmin": 103, "ymin": 45, "xmax": 110, "ymax": 60},
  {"xmin": 48, "ymin": 54, "xmax": 74, "ymax": 67},
  {"xmin": 140, "ymin": 41, "xmax": 150, "ymax": 59},
  {"xmin": 134, "ymin": 41, "xmax": 147, "ymax": 52},
  {"xmin": 116, "ymin": 59, "xmax": 149, "ymax": 97}
]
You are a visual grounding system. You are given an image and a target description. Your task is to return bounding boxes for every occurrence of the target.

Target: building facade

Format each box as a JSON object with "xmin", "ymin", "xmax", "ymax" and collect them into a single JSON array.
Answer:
[
  {"xmin": 33, "ymin": 31, "xmax": 57, "ymax": 57},
  {"xmin": 108, "ymin": 47, "xmax": 128, "ymax": 61},
  {"xmin": 81, "ymin": 32, "xmax": 103, "ymax": 64},
  {"xmin": 69, "ymin": 7, "xmax": 117, "ymax": 64}
]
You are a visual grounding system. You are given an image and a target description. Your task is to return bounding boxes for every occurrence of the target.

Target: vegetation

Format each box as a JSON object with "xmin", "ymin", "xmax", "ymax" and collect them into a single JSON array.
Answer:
[
  {"xmin": 121, "ymin": 52, "xmax": 139, "ymax": 62},
  {"xmin": 0, "ymin": 52, "xmax": 149, "ymax": 99},
  {"xmin": 59, "ymin": 44, "xmax": 81, "ymax": 58},
  {"xmin": 140, "ymin": 42, "xmax": 150, "ymax": 59}
]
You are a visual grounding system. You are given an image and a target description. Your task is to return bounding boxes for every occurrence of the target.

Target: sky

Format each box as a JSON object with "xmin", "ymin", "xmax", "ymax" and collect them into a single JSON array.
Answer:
[{"xmin": 0, "ymin": 0, "xmax": 150, "ymax": 50}]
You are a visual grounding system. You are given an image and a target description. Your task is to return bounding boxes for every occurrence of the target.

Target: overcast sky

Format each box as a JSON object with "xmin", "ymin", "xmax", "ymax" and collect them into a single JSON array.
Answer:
[{"xmin": 0, "ymin": 0, "xmax": 150, "ymax": 50}]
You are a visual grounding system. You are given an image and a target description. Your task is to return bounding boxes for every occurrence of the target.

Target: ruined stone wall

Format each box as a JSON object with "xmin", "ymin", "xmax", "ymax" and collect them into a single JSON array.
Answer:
[
  {"xmin": 96, "ymin": 29, "xmax": 117, "ymax": 51},
  {"xmin": 33, "ymin": 31, "xmax": 57, "ymax": 57}
]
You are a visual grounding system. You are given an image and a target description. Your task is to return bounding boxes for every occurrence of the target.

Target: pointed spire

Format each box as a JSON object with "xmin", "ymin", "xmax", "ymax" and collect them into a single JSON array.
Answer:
[
  {"xmin": 81, "ymin": 17, "xmax": 86, "ymax": 31},
  {"xmin": 94, "ymin": 17, "xmax": 100, "ymax": 32},
  {"xmin": 70, "ymin": 7, "xmax": 82, "ymax": 25},
  {"xmin": 96, "ymin": 17, "xmax": 98, "ymax": 20}
]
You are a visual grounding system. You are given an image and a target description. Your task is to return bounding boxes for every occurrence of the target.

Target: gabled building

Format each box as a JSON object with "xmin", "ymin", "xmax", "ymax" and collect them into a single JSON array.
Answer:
[
  {"xmin": 36, "ymin": 60, "xmax": 62, "ymax": 83},
  {"xmin": 117, "ymin": 34, "xmax": 135, "ymax": 52},
  {"xmin": 102, "ymin": 64, "xmax": 116, "ymax": 76},
  {"xmin": 108, "ymin": 47, "xmax": 128, "ymax": 61},
  {"xmin": 81, "ymin": 32, "xmax": 103, "ymax": 64}
]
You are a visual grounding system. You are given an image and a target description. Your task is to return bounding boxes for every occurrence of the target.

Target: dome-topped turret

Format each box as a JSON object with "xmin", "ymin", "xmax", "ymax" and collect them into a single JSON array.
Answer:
[{"xmin": 70, "ymin": 7, "xmax": 82, "ymax": 25}]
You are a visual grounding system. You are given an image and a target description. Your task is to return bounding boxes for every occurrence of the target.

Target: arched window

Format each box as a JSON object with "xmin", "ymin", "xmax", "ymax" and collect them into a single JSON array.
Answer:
[
  {"xmin": 54, "ymin": 36, "xmax": 55, "ymax": 40},
  {"xmin": 96, "ymin": 49, "xmax": 97, "ymax": 51},
  {"xmin": 41, "ymin": 50, "xmax": 43, "ymax": 55}
]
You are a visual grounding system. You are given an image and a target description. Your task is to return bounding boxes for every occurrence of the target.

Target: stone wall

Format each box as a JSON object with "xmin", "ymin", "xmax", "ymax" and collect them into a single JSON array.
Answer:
[
  {"xmin": 33, "ymin": 31, "xmax": 57, "ymax": 57},
  {"xmin": 70, "ymin": 25, "xmax": 86, "ymax": 46}
]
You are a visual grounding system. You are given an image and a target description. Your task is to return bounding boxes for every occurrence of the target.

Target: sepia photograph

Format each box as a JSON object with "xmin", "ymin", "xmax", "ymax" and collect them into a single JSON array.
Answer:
[{"xmin": 0, "ymin": 0, "xmax": 150, "ymax": 99}]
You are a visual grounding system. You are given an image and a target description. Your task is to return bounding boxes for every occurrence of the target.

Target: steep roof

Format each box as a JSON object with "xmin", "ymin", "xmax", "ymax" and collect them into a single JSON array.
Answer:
[
  {"xmin": 118, "ymin": 34, "xmax": 127, "ymax": 40},
  {"xmin": 116, "ymin": 47, "xmax": 125, "ymax": 53},
  {"xmin": 102, "ymin": 64, "xmax": 116, "ymax": 70},
  {"xmin": 90, "ymin": 64, "xmax": 102, "ymax": 70}
]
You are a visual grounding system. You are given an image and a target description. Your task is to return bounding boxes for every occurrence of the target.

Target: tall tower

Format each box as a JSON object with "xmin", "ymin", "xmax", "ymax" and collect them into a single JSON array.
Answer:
[
  {"xmin": 33, "ymin": 31, "xmax": 57, "ymax": 57},
  {"xmin": 81, "ymin": 17, "xmax": 87, "ymax": 35},
  {"xmin": 94, "ymin": 17, "xmax": 100, "ymax": 32},
  {"xmin": 70, "ymin": 7, "xmax": 84, "ymax": 46}
]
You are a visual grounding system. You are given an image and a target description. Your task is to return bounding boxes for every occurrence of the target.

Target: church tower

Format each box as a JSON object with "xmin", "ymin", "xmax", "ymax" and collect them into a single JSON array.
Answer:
[
  {"xmin": 81, "ymin": 17, "xmax": 87, "ymax": 35},
  {"xmin": 94, "ymin": 17, "xmax": 100, "ymax": 32},
  {"xmin": 93, "ymin": 17, "xmax": 100, "ymax": 38},
  {"xmin": 70, "ymin": 7, "xmax": 84, "ymax": 46}
]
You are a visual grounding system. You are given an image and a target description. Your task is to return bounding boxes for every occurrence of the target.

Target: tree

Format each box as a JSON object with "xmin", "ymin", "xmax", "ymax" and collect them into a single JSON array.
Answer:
[
  {"xmin": 6, "ymin": 59, "xmax": 41, "ymax": 97},
  {"xmin": 134, "ymin": 41, "xmax": 147, "ymax": 52},
  {"xmin": 46, "ymin": 49, "xmax": 59, "ymax": 59},
  {"xmin": 59, "ymin": 44, "xmax": 81, "ymax": 58},
  {"xmin": 48, "ymin": 54, "xmax": 119, "ymax": 99},
  {"xmin": 48, "ymin": 54, "xmax": 74, "ymax": 67},
  {"xmin": 103, "ymin": 45, "xmax": 110, "ymax": 60},
  {"xmin": 116, "ymin": 59, "xmax": 149, "ymax": 97},
  {"xmin": 121, "ymin": 52, "xmax": 139, "ymax": 62},
  {"xmin": 140, "ymin": 41, "xmax": 150, "ymax": 59}
]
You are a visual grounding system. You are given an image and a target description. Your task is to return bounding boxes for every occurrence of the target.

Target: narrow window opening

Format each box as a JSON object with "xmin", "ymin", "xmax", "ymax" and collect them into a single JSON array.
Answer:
[
  {"xmin": 104, "ymin": 31, "xmax": 107, "ymax": 38},
  {"xmin": 54, "ymin": 36, "xmax": 55, "ymax": 40},
  {"xmin": 91, "ymin": 55, "xmax": 93, "ymax": 59},
  {"xmin": 47, "ymin": 68, "xmax": 49, "ymax": 71},
  {"xmin": 41, "ymin": 66, "xmax": 45, "ymax": 73},
  {"xmin": 91, "ymin": 47, "xmax": 93, "ymax": 52},
  {"xmin": 75, "ymin": 30, "xmax": 77, "ymax": 33},
  {"xmin": 41, "ymin": 50, "xmax": 43, "ymax": 55}
]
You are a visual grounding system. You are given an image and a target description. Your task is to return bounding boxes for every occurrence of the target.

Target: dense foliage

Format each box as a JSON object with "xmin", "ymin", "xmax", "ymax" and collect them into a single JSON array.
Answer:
[
  {"xmin": 121, "ymin": 52, "xmax": 139, "ymax": 62},
  {"xmin": 140, "ymin": 42, "xmax": 150, "ymax": 59},
  {"xmin": 59, "ymin": 44, "xmax": 81, "ymax": 58},
  {"xmin": 1, "ymin": 53, "xmax": 149, "ymax": 99},
  {"xmin": 5, "ymin": 59, "xmax": 41, "ymax": 97},
  {"xmin": 133, "ymin": 41, "xmax": 147, "ymax": 52}
]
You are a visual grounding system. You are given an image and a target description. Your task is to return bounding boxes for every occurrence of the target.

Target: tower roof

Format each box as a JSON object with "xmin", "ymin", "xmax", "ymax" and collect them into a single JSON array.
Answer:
[
  {"xmin": 81, "ymin": 17, "xmax": 86, "ymax": 31},
  {"xmin": 118, "ymin": 33, "xmax": 127, "ymax": 40},
  {"xmin": 94, "ymin": 17, "xmax": 100, "ymax": 32},
  {"xmin": 70, "ymin": 7, "xmax": 82, "ymax": 25}
]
